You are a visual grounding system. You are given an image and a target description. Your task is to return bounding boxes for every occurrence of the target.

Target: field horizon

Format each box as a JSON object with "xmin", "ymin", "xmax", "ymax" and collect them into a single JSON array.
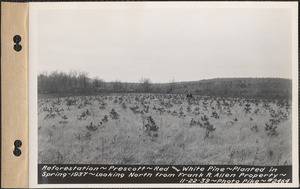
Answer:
[{"xmin": 38, "ymin": 71, "xmax": 292, "ymax": 100}]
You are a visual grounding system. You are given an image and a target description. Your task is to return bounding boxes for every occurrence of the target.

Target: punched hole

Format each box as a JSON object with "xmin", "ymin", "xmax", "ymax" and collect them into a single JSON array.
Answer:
[
  {"xmin": 13, "ymin": 35, "xmax": 22, "ymax": 52},
  {"xmin": 13, "ymin": 140, "xmax": 22, "ymax": 157}
]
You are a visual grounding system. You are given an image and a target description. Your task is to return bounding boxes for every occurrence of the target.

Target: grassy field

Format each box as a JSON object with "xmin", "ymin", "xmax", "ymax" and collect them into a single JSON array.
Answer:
[{"xmin": 38, "ymin": 93, "xmax": 292, "ymax": 165}]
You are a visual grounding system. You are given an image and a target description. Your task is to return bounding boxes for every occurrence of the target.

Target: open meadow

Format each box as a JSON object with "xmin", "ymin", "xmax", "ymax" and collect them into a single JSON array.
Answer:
[{"xmin": 38, "ymin": 93, "xmax": 292, "ymax": 165}]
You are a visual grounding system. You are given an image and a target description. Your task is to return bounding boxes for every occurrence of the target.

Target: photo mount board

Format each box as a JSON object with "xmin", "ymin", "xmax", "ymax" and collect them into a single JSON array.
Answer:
[
  {"xmin": 1, "ymin": 2, "xmax": 29, "ymax": 188},
  {"xmin": 1, "ymin": 1, "xmax": 299, "ymax": 188}
]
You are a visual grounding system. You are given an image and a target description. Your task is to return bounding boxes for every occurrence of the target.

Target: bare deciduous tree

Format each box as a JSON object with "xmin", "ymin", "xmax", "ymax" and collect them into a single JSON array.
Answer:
[
  {"xmin": 139, "ymin": 78, "xmax": 152, "ymax": 92},
  {"xmin": 167, "ymin": 78, "xmax": 176, "ymax": 94}
]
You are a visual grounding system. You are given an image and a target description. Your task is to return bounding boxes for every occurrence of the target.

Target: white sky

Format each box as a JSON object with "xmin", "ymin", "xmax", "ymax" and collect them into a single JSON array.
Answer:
[{"xmin": 37, "ymin": 4, "xmax": 293, "ymax": 83}]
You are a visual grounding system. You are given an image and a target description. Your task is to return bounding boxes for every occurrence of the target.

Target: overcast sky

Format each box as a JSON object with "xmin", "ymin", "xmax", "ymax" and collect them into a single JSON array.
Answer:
[{"xmin": 37, "ymin": 4, "xmax": 292, "ymax": 83}]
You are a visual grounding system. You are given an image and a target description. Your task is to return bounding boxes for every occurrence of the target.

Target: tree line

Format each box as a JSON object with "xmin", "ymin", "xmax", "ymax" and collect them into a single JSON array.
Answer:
[
  {"xmin": 38, "ymin": 71, "xmax": 292, "ymax": 100},
  {"xmin": 38, "ymin": 71, "xmax": 154, "ymax": 94}
]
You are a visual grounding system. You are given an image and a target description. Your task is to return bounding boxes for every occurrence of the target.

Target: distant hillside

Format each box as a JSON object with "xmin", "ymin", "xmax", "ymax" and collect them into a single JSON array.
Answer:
[
  {"xmin": 165, "ymin": 78, "xmax": 292, "ymax": 99},
  {"xmin": 38, "ymin": 71, "xmax": 291, "ymax": 99}
]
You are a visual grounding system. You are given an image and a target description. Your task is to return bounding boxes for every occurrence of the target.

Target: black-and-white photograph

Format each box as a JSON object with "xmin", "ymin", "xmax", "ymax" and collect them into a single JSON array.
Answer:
[{"xmin": 29, "ymin": 2, "xmax": 298, "ymax": 186}]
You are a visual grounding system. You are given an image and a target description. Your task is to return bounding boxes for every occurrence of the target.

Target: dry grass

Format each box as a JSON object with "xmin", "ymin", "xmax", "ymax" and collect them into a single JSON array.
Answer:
[{"xmin": 38, "ymin": 94, "xmax": 292, "ymax": 165}]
